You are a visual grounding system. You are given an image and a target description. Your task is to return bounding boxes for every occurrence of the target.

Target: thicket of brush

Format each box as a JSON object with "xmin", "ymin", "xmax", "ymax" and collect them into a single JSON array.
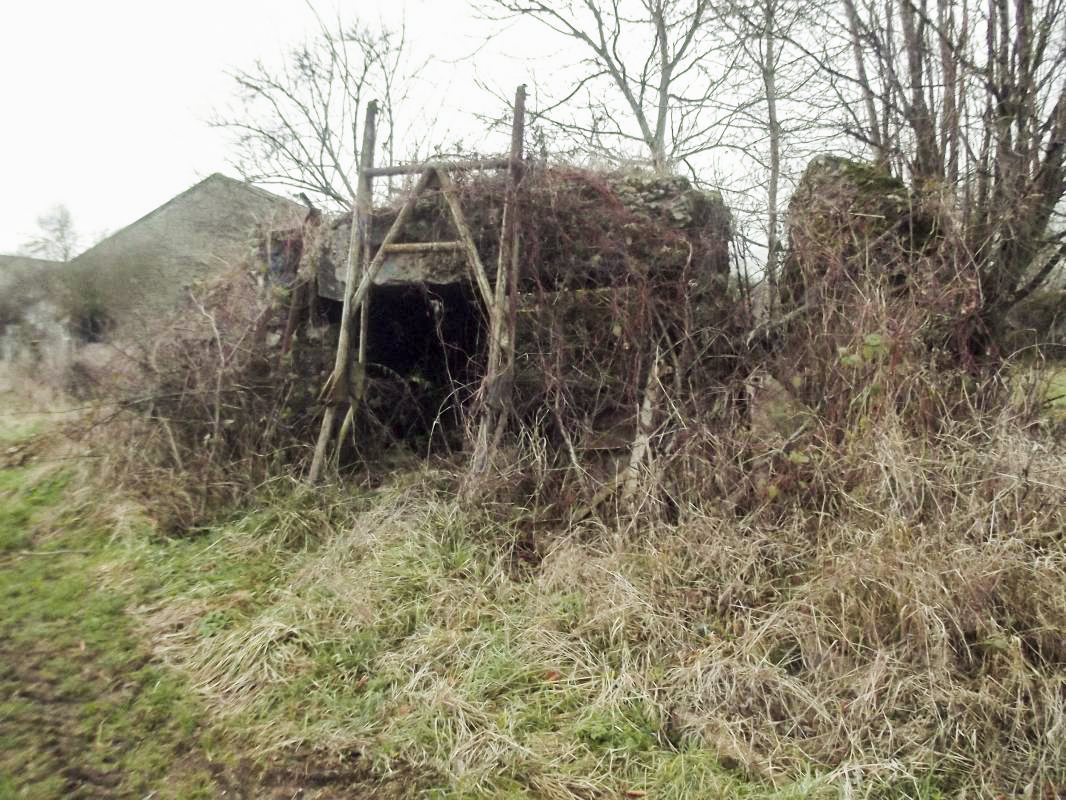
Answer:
[
  {"xmin": 67, "ymin": 261, "xmax": 334, "ymax": 530},
  {"xmin": 67, "ymin": 161, "xmax": 1066, "ymax": 796},
  {"xmin": 124, "ymin": 397, "xmax": 1065, "ymax": 796},
  {"xmin": 75, "ymin": 166, "xmax": 738, "ymax": 527}
]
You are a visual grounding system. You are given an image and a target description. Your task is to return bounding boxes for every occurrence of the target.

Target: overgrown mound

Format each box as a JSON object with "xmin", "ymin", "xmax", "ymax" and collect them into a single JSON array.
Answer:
[
  {"xmin": 781, "ymin": 156, "xmax": 948, "ymax": 304},
  {"xmin": 504, "ymin": 169, "xmax": 742, "ymax": 510},
  {"xmin": 73, "ymin": 166, "xmax": 739, "ymax": 526},
  {"xmin": 309, "ymin": 166, "xmax": 744, "ymax": 513},
  {"xmin": 315, "ymin": 167, "xmax": 731, "ymax": 298},
  {"xmin": 517, "ymin": 168, "xmax": 731, "ymax": 290},
  {"xmin": 779, "ymin": 156, "xmax": 982, "ymax": 362},
  {"xmin": 758, "ymin": 157, "xmax": 984, "ymax": 446}
]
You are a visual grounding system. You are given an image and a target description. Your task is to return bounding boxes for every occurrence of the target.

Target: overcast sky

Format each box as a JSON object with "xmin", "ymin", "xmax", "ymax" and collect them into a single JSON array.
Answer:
[{"xmin": 0, "ymin": 0, "xmax": 525, "ymax": 256}]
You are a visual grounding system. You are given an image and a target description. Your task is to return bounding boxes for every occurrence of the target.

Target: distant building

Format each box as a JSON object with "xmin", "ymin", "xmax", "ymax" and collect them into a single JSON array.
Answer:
[
  {"xmin": 0, "ymin": 254, "xmax": 65, "ymax": 274},
  {"xmin": 0, "ymin": 254, "xmax": 69, "ymax": 362},
  {"xmin": 68, "ymin": 173, "xmax": 307, "ymax": 333}
]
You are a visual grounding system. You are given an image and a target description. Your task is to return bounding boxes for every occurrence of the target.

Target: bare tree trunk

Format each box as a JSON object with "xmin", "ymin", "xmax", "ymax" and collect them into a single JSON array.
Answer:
[
  {"xmin": 761, "ymin": 0, "xmax": 782, "ymax": 288},
  {"xmin": 475, "ymin": 0, "xmax": 720, "ymax": 170},
  {"xmin": 899, "ymin": 0, "xmax": 941, "ymax": 178},
  {"xmin": 842, "ymin": 0, "xmax": 886, "ymax": 161},
  {"xmin": 834, "ymin": 0, "xmax": 1066, "ymax": 335},
  {"xmin": 936, "ymin": 0, "xmax": 961, "ymax": 184}
]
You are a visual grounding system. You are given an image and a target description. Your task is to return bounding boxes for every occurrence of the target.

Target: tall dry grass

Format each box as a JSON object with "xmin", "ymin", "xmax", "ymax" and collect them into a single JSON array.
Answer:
[
  {"xmin": 117, "ymin": 383, "xmax": 1066, "ymax": 797},
  {"xmin": 66, "ymin": 161, "xmax": 1066, "ymax": 796}
]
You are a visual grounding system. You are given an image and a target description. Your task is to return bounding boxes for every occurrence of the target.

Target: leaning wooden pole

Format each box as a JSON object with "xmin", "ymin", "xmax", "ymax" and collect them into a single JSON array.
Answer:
[
  {"xmin": 437, "ymin": 170, "xmax": 495, "ymax": 311},
  {"xmin": 492, "ymin": 88, "xmax": 526, "ymax": 453},
  {"xmin": 308, "ymin": 101, "xmax": 378, "ymax": 483},
  {"xmin": 334, "ymin": 115, "xmax": 379, "ymax": 466},
  {"xmin": 465, "ymin": 85, "xmax": 526, "ymax": 492}
]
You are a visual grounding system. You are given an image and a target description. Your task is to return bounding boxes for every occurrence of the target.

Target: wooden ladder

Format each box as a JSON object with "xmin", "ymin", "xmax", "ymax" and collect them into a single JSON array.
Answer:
[{"xmin": 308, "ymin": 86, "xmax": 527, "ymax": 483}]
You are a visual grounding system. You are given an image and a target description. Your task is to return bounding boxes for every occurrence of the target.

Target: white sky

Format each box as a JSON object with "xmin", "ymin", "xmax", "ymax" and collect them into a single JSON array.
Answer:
[{"xmin": 0, "ymin": 0, "xmax": 525, "ymax": 256}]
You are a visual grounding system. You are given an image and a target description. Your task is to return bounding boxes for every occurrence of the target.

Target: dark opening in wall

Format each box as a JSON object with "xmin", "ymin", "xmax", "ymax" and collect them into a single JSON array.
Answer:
[
  {"xmin": 316, "ymin": 295, "xmax": 344, "ymax": 325},
  {"xmin": 71, "ymin": 306, "xmax": 113, "ymax": 344},
  {"xmin": 356, "ymin": 281, "xmax": 486, "ymax": 450}
]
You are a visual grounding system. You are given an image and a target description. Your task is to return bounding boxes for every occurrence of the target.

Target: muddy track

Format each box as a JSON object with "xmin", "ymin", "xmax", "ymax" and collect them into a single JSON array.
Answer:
[
  {"xmin": 0, "ymin": 630, "xmax": 431, "ymax": 799},
  {"xmin": 0, "ymin": 637, "xmax": 131, "ymax": 798},
  {"xmin": 0, "ymin": 537, "xmax": 431, "ymax": 800}
]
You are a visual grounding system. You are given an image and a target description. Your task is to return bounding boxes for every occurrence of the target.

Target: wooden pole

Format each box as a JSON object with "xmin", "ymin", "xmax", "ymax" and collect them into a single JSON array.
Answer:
[
  {"xmin": 334, "ymin": 112, "xmax": 379, "ymax": 468},
  {"xmin": 314, "ymin": 167, "xmax": 451, "ymax": 475},
  {"xmin": 465, "ymin": 85, "xmax": 526, "ymax": 491},
  {"xmin": 492, "ymin": 88, "xmax": 526, "ymax": 454},
  {"xmin": 364, "ymin": 158, "xmax": 508, "ymax": 178},
  {"xmin": 378, "ymin": 241, "xmax": 465, "ymax": 254},
  {"xmin": 338, "ymin": 167, "xmax": 441, "ymax": 325},
  {"xmin": 355, "ymin": 109, "xmax": 376, "ymax": 384},
  {"xmin": 309, "ymin": 101, "xmax": 378, "ymax": 483},
  {"xmin": 435, "ymin": 170, "xmax": 495, "ymax": 311}
]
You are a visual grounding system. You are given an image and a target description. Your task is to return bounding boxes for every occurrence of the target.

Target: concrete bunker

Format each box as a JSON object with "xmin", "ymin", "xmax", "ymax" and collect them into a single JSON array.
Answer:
[{"xmin": 296, "ymin": 167, "xmax": 735, "ymax": 459}]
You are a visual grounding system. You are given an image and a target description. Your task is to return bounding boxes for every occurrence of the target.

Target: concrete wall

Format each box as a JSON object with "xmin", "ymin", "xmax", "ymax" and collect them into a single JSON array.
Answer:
[{"xmin": 0, "ymin": 255, "xmax": 68, "ymax": 363}]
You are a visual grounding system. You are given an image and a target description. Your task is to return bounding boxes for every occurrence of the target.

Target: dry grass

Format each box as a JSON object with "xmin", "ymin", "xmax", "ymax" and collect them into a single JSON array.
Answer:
[
  {"xmin": 112, "ymin": 388, "xmax": 1066, "ymax": 797},
  {"xmin": 10, "ymin": 309, "xmax": 1065, "ymax": 798},
  {"xmin": 21, "ymin": 160, "xmax": 1064, "ymax": 797},
  {"xmin": 40, "ymin": 256, "xmax": 338, "ymax": 532}
]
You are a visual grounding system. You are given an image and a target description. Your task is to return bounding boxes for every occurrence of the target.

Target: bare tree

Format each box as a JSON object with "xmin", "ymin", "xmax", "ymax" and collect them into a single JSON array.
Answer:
[
  {"xmin": 720, "ymin": 0, "xmax": 844, "ymax": 285},
  {"xmin": 474, "ymin": 0, "xmax": 740, "ymax": 173},
  {"xmin": 213, "ymin": 16, "xmax": 426, "ymax": 208},
  {"xmin": 837, "ymin": 0, "xmax": 1066, "ymax": 324},
  {"xmin": 19, "ymin": 205, "xmax": 81, "ymax": 261}
]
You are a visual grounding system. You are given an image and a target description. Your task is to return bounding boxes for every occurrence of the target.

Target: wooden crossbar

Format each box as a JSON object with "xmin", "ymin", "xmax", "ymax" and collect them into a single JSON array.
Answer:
[
  {"xmin": 364, "ymin": 158, "xmax": 509, "ymax": 178},
  {"xmin": 380, "ymin": 241, "xmax": 464, "ymax": 254}
]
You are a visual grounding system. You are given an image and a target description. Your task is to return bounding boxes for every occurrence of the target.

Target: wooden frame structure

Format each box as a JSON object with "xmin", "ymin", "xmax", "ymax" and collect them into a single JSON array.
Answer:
[{"xmin": 308, "ymin": 86, "xmax": 527, "ymax": 483}]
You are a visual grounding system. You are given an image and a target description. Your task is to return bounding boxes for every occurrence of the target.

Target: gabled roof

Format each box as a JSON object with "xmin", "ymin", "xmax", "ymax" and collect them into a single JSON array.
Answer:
[
  {"xmin": 73, "ymin": 173, "xmax": 305, "ymax": 267},
  {"xmin": 69, "ymin": 173, "xmax": 307, "ymax": 326}
]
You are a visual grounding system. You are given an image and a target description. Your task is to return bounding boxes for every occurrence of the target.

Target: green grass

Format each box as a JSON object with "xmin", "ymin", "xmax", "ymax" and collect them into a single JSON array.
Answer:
[
  {"xmin": 0, "ymin": 467, "xmax": 67, "ymax": 552},
  {"xmin": 1048, "ymin": 367, "xmax": 1066, "ymax": 413},
  {"xmin": 0, "ymin": 418, "xmax": 42, "ymax": 447},
  {"xmin": 0, "ymin": 456, "xmax": 221, "ymax": 798},
  {"xmin": 0, "ymin": 454, "xmax": 1023, "ymax": 799},
  {"xmin": 110, "ymin": 483, "xmax": 836, "ymax": 799}
]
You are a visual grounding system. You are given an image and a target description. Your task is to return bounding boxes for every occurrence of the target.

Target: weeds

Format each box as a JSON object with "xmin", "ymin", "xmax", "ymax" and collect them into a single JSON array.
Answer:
[
  {"xmin": 96, "ymin": 386, "xmax": 1058, "ymax": 799},
  {"xmin": 5, "ymin": 160, "xmax": 1066, "ymax": 798},
  {"xmin": 84, "ymin": 400, "xmax": 1041, "ymax": 798}
]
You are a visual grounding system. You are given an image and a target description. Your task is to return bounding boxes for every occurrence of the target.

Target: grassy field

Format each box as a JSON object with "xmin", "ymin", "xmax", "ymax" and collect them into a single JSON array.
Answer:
[
  {"xmin": 0, "ymin": 415, "xmax": 428, "ymax": 797},
  {"xmin": 0, "ymin": 443, "xmax": 813, "ymax": 798},
  {"xmin": 2, "ymin": 365, "xmax": 1066, "ymax": 798},
  {"xmin": 0, "ymin": 460, "xmax": 220, "ymax": 798}
]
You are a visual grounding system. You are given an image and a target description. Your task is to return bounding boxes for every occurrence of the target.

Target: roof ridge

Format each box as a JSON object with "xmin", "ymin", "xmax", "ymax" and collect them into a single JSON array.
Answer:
[{"xmin": 72, "ymin": 174, "xmax": 302, "ymax": 263}]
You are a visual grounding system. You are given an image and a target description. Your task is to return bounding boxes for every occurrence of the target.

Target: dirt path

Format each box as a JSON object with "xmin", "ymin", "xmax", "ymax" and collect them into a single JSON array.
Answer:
[
  {"xmin": 0, "ymin": 565, "xmax": 424, "ymax": 799},
  {"xmin": 0, "ymin": 635, "xmax": 144, "ymax": 798},
  {"xmin": 0, "ymin": 509, "xmax": 423, "ymax": 798}
]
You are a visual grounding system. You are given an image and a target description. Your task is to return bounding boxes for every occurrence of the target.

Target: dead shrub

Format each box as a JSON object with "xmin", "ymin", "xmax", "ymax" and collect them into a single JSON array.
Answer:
[
  {"xmin": 73, "ymin": 260, "xmax": 333, "ymax": 531},
  {"xmin": 448, "ymin": 167, "xmax": 750, "ymax": 518}
]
